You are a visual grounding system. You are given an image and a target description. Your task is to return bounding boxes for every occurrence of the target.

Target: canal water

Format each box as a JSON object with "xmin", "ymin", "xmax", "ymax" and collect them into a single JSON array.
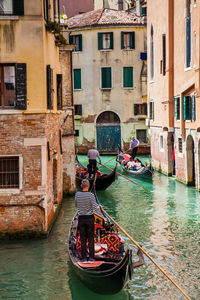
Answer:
[{"xmin": 0, "ymin": 155, "xmax": 200, "ymax": 300}]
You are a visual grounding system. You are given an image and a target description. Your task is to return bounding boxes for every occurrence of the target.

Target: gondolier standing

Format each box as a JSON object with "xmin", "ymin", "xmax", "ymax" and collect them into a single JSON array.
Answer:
[
  {"xmin": 87, "ymin": 146, "xmax": 101, "ymax": 178},
  {"xmin": 129, "ymin": 136, "xmax": 140, "ymax": 159},
  {"xmin": 75, "ymin": 179, "xmax": 103, "ymax": 262}
]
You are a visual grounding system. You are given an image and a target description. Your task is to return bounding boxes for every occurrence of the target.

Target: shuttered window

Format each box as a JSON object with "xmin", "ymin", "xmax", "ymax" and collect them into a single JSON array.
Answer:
[
  {"xmin": 74, "ymin": 104, "xmax": 82, "ymax": 115},
  {"xmin": 46, "ymin": 65, "xmax": 53, "ymax": 109},
  {"xmin": 185, "ymin": 0, "xmax": 191, "ymax": 68},
  {"xmin": 0, "ymin": 63, "xmax": 27, "ymax": 109},
  {"xmin": 69, "ymin": 35, "xmax": 82, "ymax": 52},
  {"xmin": 183, "ymin": 96, "xmax": 192, "ymax": 120},
  {"xmin": 0, "ymin": 0, "xmax": 24, "ymax": 15},
  {"xmin": 57, "ymin": 74, "xmax": 62, "ymax": 110},
  {"xmin": 98, "ymin": 32, "xmax": 113, "ymax": 50},
  {"xmin": 123, "ymin": 67, "xmax": 133, "ymax": 88},
  {"xmin": 134, "ymin": 103, "xmax": 147, "ymax": 115},
  {"xmin": 121, "ymin": 32, "xmax": 135, "ymax": 50},
  {"xmin": 74, "ymin": 69, "xmax": 81, "ymax": 90},
  {"xmin": 141, "ymin": 7, "xmax": 147, "ymax": 16},
  {"xmin": 150, "ymin": 25, "xmax": 154, "ymax": 80},
  {"xmin": 174, "ymin": 97, "xmax": 180, "ymax": 120},
  {"xmin": 101, "ymin": 67, "xmax": 112, "ymax": 89}
]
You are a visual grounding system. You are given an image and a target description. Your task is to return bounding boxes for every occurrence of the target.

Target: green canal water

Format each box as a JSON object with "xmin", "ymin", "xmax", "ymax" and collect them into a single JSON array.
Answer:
[{"xmin": 0, "ymin": 155, "xmax": 200, "ymax": 300}]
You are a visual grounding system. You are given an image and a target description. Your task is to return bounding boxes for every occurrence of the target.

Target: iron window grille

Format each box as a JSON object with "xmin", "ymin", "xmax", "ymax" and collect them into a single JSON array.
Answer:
[{"xmin": 0, "ymin": 157, "xmax": 19, "ymax": 189}]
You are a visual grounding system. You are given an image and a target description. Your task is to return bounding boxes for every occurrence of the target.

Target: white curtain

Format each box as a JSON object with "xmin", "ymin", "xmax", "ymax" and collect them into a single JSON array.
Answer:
[{"xmin": 0, "ymin": 0, "xmax": 13, "ymax": 14}]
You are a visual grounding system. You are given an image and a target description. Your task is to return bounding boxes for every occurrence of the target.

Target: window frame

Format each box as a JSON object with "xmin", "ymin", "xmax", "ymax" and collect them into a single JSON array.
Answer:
[
  {"xmin": 74, "ymin": 104, "xmax": 82, "ymax": 116},
  {"xmin": 178, "ymin": 138, "xmax": 183, "ymax": 153},
  {"xmin": 69, "ymin": 34, "xmax": 82, "ymax": 52},
  {"xmin": 160, "ymin": 135, "xmax": 164, "ymax": 151},
  {"xmin": 121, "ymin": 31, "xmax": 135, "ymax": 50},
  {"xmin": 0, "ymin": 155, "xmax": 23, "ymax": 193},
  {"xmin": 134, "ymin": 103, "xmax": 147, "ymax": 116},
  {"xmin": 98, "ymin": 32, "xmax": 113, "ymax": 51},
  {"xmin": 136, "ymin": 129, "xmax": 147, "ymax": 143},
  {"xmin": 101, "ymin": 67, "xmax": 112, "ymax": 90}
]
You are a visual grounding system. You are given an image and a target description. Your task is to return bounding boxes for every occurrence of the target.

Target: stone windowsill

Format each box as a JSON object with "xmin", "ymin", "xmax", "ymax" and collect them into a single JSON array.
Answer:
[{"xmin": 0, "ymin": 15, "xmax": 19, "ymax": 20}]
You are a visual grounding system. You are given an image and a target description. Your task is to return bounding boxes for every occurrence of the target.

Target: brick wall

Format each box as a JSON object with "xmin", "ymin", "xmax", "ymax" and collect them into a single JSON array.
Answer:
[{"xmin": 0, "ymin": 113, "xmax": 63, "ymax": 238}]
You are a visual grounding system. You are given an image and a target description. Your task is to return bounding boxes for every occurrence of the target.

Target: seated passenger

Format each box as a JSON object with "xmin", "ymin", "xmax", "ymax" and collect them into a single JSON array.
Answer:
[
  {"xmin": 134, "ymin": 158, "xmax": 142, "ymax": 170},
  {"xmin": 127, "ymin": 157, "xmax": 136, "ymax": 169}
]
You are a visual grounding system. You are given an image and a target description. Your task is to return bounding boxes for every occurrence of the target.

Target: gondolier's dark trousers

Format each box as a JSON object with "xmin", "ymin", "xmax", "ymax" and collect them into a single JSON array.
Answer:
[
  {"xmin": 78, "ymin": 215, "xmax": 94, "ymax": 259},
  {"xmin": 88, "ymin": 159, "xmax": 97, "ymax": 177},
  {"xmin": 131, "ymin": 147, "xmax": 138, "ymax": 160}
]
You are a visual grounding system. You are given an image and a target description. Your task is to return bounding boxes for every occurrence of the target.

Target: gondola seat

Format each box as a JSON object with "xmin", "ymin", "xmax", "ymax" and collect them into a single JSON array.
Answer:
[{"xmin": 75, "ymin": 233, "xmax": 121, "ymax": 253}]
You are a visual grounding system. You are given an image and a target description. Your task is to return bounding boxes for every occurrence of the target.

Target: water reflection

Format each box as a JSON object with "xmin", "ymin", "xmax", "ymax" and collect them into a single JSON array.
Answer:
[{"xmin": 0, "ymin": 155, "xmax": 200, "ymax": 299}]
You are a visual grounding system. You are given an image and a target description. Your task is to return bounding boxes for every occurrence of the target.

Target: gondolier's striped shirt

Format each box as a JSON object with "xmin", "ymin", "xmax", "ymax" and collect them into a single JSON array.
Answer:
[{"xmin": 75, "ymin": 191, "xmax": 102, "ymax": 217}]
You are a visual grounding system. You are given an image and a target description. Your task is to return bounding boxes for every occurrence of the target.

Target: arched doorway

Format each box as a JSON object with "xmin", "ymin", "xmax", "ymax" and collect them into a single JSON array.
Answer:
[
  {"xmin": 186, "ymin": 135, "xmax": 195, "ymax": 186},
  {"xmin": 96, "ymin": 111, "xmax": 121, "ymax": 152}
]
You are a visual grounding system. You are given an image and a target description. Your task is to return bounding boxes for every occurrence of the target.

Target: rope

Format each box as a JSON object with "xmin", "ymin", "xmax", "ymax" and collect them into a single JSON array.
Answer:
[
  {"xmin": 98, "ymin": 162, "xmax": 152, "ymax": 193},
  {"xmin": 101, "ymin": 208, "xmax": 191, "ymax": 300}
]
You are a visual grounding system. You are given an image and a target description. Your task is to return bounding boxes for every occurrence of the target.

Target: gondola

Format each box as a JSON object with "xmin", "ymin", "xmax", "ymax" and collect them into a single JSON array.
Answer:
[
  {"xmin": 76, "ymin": 157, "xmax": 118, "ymax": 190},
  {"xmin": 68, "ymin": 191, "xmax": 143, "ymax": 294},
  {"xmin": 117, "ymin": 151, "xmax": 154, "ymax": 179}
]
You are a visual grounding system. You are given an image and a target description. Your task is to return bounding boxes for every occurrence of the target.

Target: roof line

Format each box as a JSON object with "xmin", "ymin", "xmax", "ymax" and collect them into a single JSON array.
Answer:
[{"xmin": 96, "ymin": 8, "xmax": 105, "ymax": 24}]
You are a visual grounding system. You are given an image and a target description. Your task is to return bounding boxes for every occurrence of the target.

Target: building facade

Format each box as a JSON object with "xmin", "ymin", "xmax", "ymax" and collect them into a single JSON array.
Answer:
[
  {"xmin": 147, "ymin": 0, "xmax": 200, "ymax": 188},
  {"xmin": 0, "ymin": 0, "xmax": 75, "ymax": 238},
  {"xmin": 67, "ymin": 8, "xmax": 148, "ymax": 154}
]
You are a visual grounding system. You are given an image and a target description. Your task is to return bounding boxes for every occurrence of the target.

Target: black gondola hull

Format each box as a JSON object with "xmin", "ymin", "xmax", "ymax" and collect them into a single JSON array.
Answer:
[{"xmin": 69, "ymin": 250, "xmax": 133, "ymax": 294}]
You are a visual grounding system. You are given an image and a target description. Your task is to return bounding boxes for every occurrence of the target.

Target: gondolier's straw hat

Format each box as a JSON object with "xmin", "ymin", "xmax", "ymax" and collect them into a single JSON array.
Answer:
[{"xmin": 81, "ymin": 179, "xmax": 90, "ymax": 188}]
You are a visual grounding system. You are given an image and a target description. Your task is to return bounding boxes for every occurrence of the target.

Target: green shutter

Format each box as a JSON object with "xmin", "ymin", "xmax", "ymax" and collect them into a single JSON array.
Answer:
[
  {"xmin": 79, "ymin": 35, "xmax": 82, "ymax": 51},
  {"xmin": 13, "ymin": 0, "xmax": 24, "ymax": 15},
  {"xmin": 134, "ymin": 104, "xmax": 138, "ymax": 115},
  {"xmin": 174, "ymin": 97, "xmax": 177, "ymax": 119},
  {"xmin": 79, "ymin": 105, "xmax": 82, "ymax": 115},
  {"xmin": 121, "ymin": 32, "xmax": 124, "ymax": 49},
  {"xmin": 110, "ymin": 32, "xmax": 113, "ymax": 49},
  {"xmin": 131, "ymin": 32, "xmax": 135, "ymax": 49},
  {"xmin": 69, "ymin": 35, "xmax": 73, "ymax": 44},
  {"xmin": 192, "ymin": 95, "xmax": 195, "ymax": 121},
  {"xmin": 123, "ymin": 67, "xmax": 133, "ymax": 88},
  {"xmin": 98, "ymin": 33, "xmax": 102, "ymax": 50},
  {"xmin": 188, "ymin": 96, "xmax": 192, "ymax": 120},
  {"xmin": 183, "ymin": 96, "xmax": 186, "ymax": 120},
  {"xmin": 177, "ymin": 97, "xmax": 180, "ymax": 120},
  {"xmin": 74, "ymin": 69, "xmax": 81, "ymax": 90},
  {"xmin": 101, "ymin": 67, "xmax": 111, "ymax": 89}
]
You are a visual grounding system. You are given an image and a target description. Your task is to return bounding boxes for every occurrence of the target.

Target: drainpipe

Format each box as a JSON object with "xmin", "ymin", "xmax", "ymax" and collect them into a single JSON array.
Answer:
[{"xmin": 168, "ymin": 0, "xmax": 174, "ymax": 129}]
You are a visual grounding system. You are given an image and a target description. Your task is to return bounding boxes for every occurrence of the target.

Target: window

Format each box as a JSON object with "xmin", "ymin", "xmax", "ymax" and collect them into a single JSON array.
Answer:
[
  {"xmin": 123, "ymin": 67, "xmax": 133, "ymax": 88},
  {"xmin": 150, "ymin": 25, "xmax": 154, "ymax": 80},
  {"xmin": 162, "ymin": 35, "xmax": 166, "ymax": 76},
  {"xmin": 101, "ymin": 67, "xmax": 112, "ymax": 89},
  {"xmin": 141, "ymin": 6, "xmax": 147, "ymax": 16},
  {"xmin": 0, "ymin": 157, "xmax": 19, "ymax": 189},
  {"xmin": 73, "ymin": 69, "xmax": 81, "ymax": 90},
  {"xmin": 183, "ymin": 95, "xmax": 195, "ymax": 120},
  {"xmin": 75, "ymin": 130, "xmax": 79, "ymax": 137},
  {"xmin": 98, "ymin": 32, "xmax": 113, "ymax": 50},
  {"xmin": 136, "ymin": 130, "xmax": 147, "ymax": 143},
  {"xmin": 134, "ymin": 103, "xmax": 147, "ymax": 115},
  {"xmin": 0, "ymin": 64, "xmax": 27, "ymax": 109},
  {"xmin": 69, "ymin": 35, "xmax": 82, "ymax": 52},
  {"xmin": 0, "ymin": 0, "xmax": 24, "ymax": 15},
  {"xmin": 160, "ymin": 136, "xmax": 164, "ymax": 150},
  {"xmin": 174, "ymin": 97, "xmax": 180, "ymax": 120},
  {"xmin": 194, "ymin": 0, "xmax": 196, "ymax": 6},
  {"xmin": 74, "ymin": 104, "xmax": 82, "ymax": 115},
  {"xmin": 178, "ymin": 138, "xmax": 183, "ymax": 153},
  {"xmin": 121, "ymin": 32, "xmax": 135, "ymax": 50},
  {"xmin": 185, "ymin": 0, "xmax": 191, "ymax": 68},
  {"xmin": 46, "ymin": 65, "xmax": 53, "ymax": 109},
  {"xmin": 149, "ymin": 101, "xmax": 154, "ymax": 120},
  {"xmin": 57, "ymin": 74, "xmax": 62, "ymax": 110}
]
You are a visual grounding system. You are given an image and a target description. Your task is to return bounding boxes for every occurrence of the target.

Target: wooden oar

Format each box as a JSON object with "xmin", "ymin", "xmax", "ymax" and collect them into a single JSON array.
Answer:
[
  {"xmin": 103, "ymin": 150, "xmax": 130, "ymax": 165},
  {"xmin": 98, "ymin": 162, "xmax": 152, "ymax": 193},
  {"xmin": 101, "ymin": 208, "xmax": 191, "ymax": 300}
]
